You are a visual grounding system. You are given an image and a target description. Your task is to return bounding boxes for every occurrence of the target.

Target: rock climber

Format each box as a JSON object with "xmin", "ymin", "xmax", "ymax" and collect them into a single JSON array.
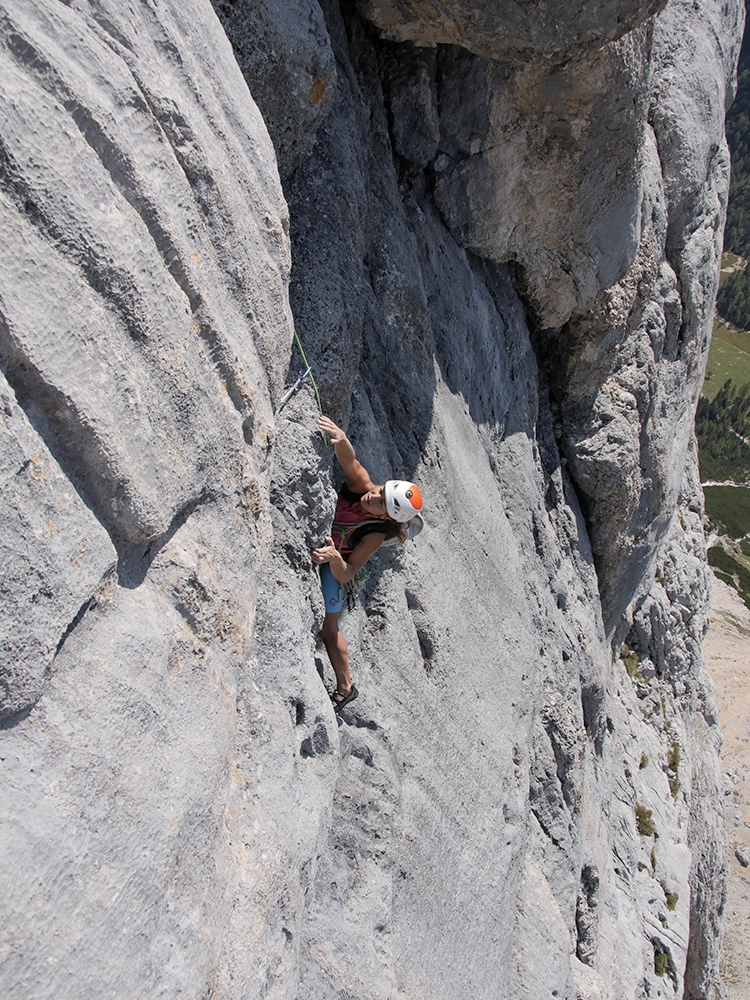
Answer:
[{"xmin": 311, "ymin": 414, "xmax": 423, "ymax": 713}]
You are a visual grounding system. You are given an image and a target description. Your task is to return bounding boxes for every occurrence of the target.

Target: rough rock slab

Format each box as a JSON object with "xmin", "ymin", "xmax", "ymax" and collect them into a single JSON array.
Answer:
[
  {"xmin": 0, "ymin": 0, "xmax": 290, "ymax": 561},
  {"xmin": 0, "ymin": 371, "xmax": 116, "ymax": 720},
  {"xmin": 0, "ymin": 0, "xmax": 742, "ymax": 998},
  {"xmin": 0, "ymin": 0, "xmax": 299, "ymax": 996}
]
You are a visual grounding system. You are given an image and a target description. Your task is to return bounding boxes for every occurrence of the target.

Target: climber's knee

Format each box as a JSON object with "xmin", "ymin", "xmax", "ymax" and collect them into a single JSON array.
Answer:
[{"xmin": 320, "ymin": 613, "xmax": 340, "ymax": 645}]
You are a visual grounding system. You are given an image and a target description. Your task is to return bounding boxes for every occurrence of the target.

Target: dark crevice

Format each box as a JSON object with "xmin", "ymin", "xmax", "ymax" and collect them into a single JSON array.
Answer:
[
  {"xmin": 581, "ymin": 682, "xmax": 606, "ymax": 748},
  {"xmin": 416, "ymin": 629, "xmax": 434, "ymax": 663},
  {"xmin": 0, "ymin": 704, "xmax": 33, "ymax": 731},
  {"xmin": 349, "ymin": 715, "xmax": 380, "ymax": 732},
  {"xmin": 529, "ymin": 801, "xmax": 564, "ymax": 849},
  {"xmin": 300, "ymin": 720, "xmax": 332, "ymax": 758},
  {"xmin": 85, "ymin": 9, "xmax": 136, "ymax": 56},
  {"xmin": 53, "ymin": 594, "xmax": 96, "ymax": 660},
  {"xmin": 351, "ymin": 742, "xmax": 375, "ymax": 766},
  {"xmin": 576, "ymin": 863, "xmax": 600, "ymax": 965},
  {"xmin": 542, "ymin": 717, "xmax": 581, "ymax": 812},
  {"xmin": 53, "ymin": 566, "xmax": 119, "ymax": 663}
]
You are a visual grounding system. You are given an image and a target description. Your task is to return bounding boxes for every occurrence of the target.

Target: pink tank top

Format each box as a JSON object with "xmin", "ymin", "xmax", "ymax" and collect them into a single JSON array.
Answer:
[{"xmin": 330, "ymin": 487, "xmax": 394, "ymax": 559}]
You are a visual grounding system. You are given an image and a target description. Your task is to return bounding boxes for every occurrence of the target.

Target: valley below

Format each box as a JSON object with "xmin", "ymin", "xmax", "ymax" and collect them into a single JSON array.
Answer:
[{"xmin": 703, "ymin": 574, "xmax": 750, "ymax": 999}]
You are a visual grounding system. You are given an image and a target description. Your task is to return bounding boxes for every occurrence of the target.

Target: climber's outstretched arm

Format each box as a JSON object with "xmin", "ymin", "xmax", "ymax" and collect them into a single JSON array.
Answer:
[{"xmin": 318, "ymin": 415, "xmax": 374, "ymax": 493}]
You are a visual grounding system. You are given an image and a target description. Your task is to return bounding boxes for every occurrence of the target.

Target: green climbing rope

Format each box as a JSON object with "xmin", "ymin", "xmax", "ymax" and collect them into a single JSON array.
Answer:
[
  {"xmin": 290, "ymin": 327, "xmax": 328, "ymax": 444},
  {"xmin": 293, "ymin": 327, "xmax": 323, "ymax": 417}
]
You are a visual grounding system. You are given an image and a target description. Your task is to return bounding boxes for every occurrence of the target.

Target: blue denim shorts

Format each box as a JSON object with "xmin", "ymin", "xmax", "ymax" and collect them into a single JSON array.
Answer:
[{"xmin": 320, "ymin": 563, "xmax": 345, "ymax": 614}]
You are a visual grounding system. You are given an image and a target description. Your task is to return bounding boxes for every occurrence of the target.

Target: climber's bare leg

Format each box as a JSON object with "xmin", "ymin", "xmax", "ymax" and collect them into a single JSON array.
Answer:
[{"xmin": 320, "ymin": 612, "xmax": 352, "ymax": 694}]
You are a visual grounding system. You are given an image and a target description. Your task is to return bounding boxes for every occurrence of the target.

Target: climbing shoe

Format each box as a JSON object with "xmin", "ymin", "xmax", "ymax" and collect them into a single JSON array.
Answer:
[{"xmin": 330, "ymin": 685, "xmax": 358, "ymax": 713}]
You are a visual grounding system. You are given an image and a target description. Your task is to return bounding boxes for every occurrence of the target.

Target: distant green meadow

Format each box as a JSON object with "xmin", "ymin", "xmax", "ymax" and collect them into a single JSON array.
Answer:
[
  {"xmin": 700, "ymin": 269, "xmax": 750, "ymax": 607},
  {"xmin": 703, "ymin": 485, "xmax": 750, "ymax": 538},
  {"xmin": 701, "ymin": 317, "xmax": 750, "ymax": 401},
  {"xmin": 707, "ymin": 542, "xmax": 750, "ymax": 608}
]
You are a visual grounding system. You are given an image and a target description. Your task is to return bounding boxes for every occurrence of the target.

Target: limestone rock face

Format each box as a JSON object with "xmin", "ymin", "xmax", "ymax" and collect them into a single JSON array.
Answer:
[
  {"xmin": 0, "ymin": 372, "xmax": 116, "ymax": 718},
  {"xmin": 432, "ymin": 31, "xmax": 650, "ymax": 328},
  {"xmin": 0, "ymin": 0, "xmax": 295, "ymax": 995},
  {"xmin": 550, "ymin": 0, "xmax": 742, "ymax": 635},
  {"xmin": 210, "ymin": 0, "xmax": 337, "ymax": 180},
  {"xmin": 0, "ymin": 0, "xmax": 743, "ymax": 998},
  {"xmin": 358, "ymin": 0, "xmax": 667, "ymax": 58},
  {"xmin": 0, "ymin": 0, "xmax": 290, "ymax": 716}
]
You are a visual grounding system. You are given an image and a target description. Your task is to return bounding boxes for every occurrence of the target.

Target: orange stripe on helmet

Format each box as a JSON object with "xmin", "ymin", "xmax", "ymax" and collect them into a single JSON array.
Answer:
[{"xmin": 405, "ymin": 485, "xmax": 423, "ymax": 510}]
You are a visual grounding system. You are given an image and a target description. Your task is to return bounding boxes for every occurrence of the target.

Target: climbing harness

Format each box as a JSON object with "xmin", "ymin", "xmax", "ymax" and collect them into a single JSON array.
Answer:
[
  {"xmin": 331, "ymin": 513, "xmax": 424, "ymax": 556},
  {"xmin": 329, "ymin": 511, "xmax": 422, "ymax": 611},
  {"xmin": 330, "ymin": 517, "xmax": 389, "ymax": 555},
  {"xmin": 327, "ymin": 511, "xmax": 423, "ymax": 612},
  {"xmin": 329, "ymin": 517, "xmax": 383, "ymax": 611},
  {"xmin": 342, "ymin": 569, "xmax": 370, "ymax": 612}
]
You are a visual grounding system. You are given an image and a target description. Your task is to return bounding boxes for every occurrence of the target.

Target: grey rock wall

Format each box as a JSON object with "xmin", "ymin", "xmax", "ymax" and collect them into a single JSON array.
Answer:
[
  {"xmin": 209, "ymin": 0, "xmax": 337, "ymax": 180},
  {"xmin": 358, "ymin": 0, "xmax": 668, "ymax": 58},
  {"xmin": 0, "ymin": 0, "xmax": 743, "ymax": 998},
  {"xmin": 1, "ymin": 0, "xmax": 294, "ymax": 996}
]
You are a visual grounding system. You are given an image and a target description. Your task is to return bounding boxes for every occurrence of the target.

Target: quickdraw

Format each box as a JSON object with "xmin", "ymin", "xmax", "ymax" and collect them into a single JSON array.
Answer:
[
  {"xmin": 330, "ymin": 518, "xmax": 385, "ymax": 611},
  {"xmin": 278, "ymin": 367, "xmax": 311, "ymax": 411},
  {"xmin": 341, "ymin": 569, "xmax": 371, "ymax": 612}
]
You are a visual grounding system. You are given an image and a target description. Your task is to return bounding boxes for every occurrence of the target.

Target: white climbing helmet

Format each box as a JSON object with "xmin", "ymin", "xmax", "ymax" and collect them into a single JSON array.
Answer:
[{"xmin": 385, "ymin": 480, "xmax": 423, "ymax": 523}]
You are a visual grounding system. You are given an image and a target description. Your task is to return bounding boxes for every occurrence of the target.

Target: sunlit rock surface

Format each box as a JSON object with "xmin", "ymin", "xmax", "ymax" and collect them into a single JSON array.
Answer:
[{"xmin": 0, "ymin": 0, "xmax": 743, "ymax": 997}]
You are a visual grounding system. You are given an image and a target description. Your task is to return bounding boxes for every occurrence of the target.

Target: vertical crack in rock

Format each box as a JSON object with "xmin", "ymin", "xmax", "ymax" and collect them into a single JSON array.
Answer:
[{"xmin": 52, "ymin": 569, "xmax": 115, "ymax": 661}]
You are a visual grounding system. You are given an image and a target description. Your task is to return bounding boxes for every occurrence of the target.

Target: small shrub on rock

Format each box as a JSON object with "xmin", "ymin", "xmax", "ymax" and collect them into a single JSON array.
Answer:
[
  {"xmin": 654, "ymin": 949, "xmax": 668, "ymax": 977},
  {"xmin": 636, "ymin": 804, "xmax": 656, "ymax": 837},
  {"xmin": 621, "ymin": 643, "xmax": 639, "ymax": 678}
]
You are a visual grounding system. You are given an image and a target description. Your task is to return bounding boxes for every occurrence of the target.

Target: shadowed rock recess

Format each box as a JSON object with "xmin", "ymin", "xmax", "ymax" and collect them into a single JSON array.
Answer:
[{"xmin": 0, "ymin": 0, "xmax": 743, "ymax": 997}]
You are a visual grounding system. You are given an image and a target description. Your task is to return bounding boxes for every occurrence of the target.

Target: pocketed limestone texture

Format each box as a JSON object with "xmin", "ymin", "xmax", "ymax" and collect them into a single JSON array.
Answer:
[{"xmin": 0, "ymin": 0, "xmax": 743, "ymax": 998}]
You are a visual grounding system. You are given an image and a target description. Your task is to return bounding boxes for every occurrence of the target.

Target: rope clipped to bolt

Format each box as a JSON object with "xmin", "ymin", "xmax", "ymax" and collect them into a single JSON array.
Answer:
[{"xmin": 278, "ymin": 327, "xmax": 327, "ymax": 444}]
